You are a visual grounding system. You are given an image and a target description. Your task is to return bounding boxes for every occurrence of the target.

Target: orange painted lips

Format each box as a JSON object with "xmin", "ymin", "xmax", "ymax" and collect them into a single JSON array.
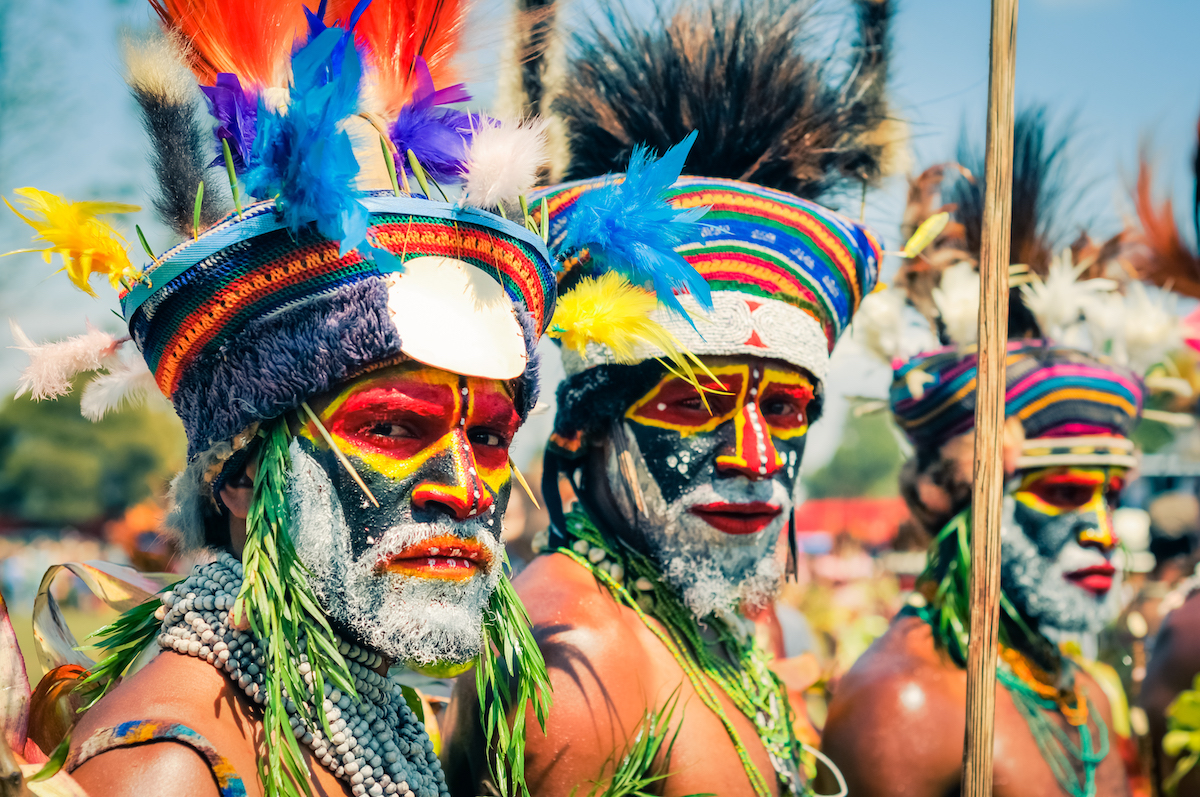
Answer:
[{"xmin": 378, "ymin": 535, "xmax": 492, "ymax": 582}]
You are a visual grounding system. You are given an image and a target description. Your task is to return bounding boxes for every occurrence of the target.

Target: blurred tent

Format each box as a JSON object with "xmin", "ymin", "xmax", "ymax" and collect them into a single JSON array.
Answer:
[{"xmin": 794, "ymin": 497, "xmax": 911, "ymax": 547}]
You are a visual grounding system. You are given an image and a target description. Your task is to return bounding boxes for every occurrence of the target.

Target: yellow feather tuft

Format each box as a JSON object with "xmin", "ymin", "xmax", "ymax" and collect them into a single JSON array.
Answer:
[
  {"xmin": 4, "ymin": 188, "xmax": 141, "ymax": 297},
  {"xmin": 550, "ymin": 272, "xmax": 727, "ymax": 403}
]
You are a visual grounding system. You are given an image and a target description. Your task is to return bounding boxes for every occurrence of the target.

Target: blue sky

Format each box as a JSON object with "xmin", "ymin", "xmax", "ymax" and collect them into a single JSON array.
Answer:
[{"xmin": 1, "ymin": 0, "xmax": 1198, "ymax": 469}]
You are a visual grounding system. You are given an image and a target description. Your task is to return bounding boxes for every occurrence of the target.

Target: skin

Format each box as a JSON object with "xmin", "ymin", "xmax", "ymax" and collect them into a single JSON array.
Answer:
[
  {"xmin": 1141, "ymin": 590, "xmax": 1200, "ymax": 796},
  {"xmin": 819, "ymin": 461, "xmax": 1131, "ymax": 797},
  {"xmin": 443, "ymin": 355, "xmax": 813, "ymax": 797},
  {"xmin": 70, "ymin": 362, "xmax": 520, "ymax": 797}
]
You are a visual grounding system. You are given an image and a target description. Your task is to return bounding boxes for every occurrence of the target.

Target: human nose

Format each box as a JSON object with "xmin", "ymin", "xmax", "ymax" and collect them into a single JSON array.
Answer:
[
  {"xmin": 1077, "ymin": 504, "xmax": 1116, "ymax": 552},
  {"xmin": 411, "ymin": 429, "xmax": 492, "ymax": 521},
  {"xmin": 715, "ymin": 402, "xmax": 783, "ymax": 480}
]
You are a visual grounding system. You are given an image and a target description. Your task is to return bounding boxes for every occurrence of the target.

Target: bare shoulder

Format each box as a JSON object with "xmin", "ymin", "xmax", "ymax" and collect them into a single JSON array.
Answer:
[
  {"xmin": 821, "ymin": 615, "xmax": 964, "ymax": 797},
  {"xmin": 71, "ymin": 738, "xmax": 221, "ymax": 797},
  {"xmin": 515, "ymin": 552, "xmax": 657, "ymax": 675},
  {"xmin": 512, "ymin": 553, "xmax": 668, "ymax": 795},
  {"xmin": 70, "ymin": 652, "xmax": 259, "ymax": 797}
]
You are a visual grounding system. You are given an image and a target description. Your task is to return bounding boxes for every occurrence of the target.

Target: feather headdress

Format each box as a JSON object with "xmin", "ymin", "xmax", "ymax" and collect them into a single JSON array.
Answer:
[
  {"xmin": 552, "ymin": 0, "xmax": 902, "ymax": 200},
  {"xmin": 1128, "ymin": 133, "xmax": 1200, "ymax": 299}
]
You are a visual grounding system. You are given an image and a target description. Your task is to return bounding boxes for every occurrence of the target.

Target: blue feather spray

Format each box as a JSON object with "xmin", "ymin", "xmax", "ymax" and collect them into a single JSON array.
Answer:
[
  {"xmin": 244, "ymin": 26, "xmax": 369, "ymax": 256},
  {"xmin": 558, "ymin": 130, "xmax": 710, "ymax": 321}
]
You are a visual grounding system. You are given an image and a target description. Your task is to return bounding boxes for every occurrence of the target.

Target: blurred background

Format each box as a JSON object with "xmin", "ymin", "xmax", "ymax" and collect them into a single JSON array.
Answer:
[{"xmin": 2, "ymin": 0, "xmax": 1200, "ymax": 760}]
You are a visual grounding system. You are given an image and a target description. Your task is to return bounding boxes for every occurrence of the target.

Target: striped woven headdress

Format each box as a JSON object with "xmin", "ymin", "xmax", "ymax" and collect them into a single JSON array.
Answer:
[
  {"xmin": 6, "ymin": 2, "xmax": 558, "ymax": 463},
  {"xmin": 890, "ymin": 341, "xmax": 1145, "ymax": 469},
  {"xmin": 533, "ymin": 176, "xmax": 882, "ymax": 383}
]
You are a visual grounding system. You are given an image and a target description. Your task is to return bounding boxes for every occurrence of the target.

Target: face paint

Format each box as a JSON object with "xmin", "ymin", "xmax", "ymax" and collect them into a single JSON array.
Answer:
[
  {"xmin": 288, "ymin": 362, "xmax": 521, "ymax": 667},
  {"xmin": 606, "ymin": 358, "xmax": 814, "ymax": 619},
  {"xmin": 999, "ymin": 465, "xmax": 1126, "ymax": 633}
]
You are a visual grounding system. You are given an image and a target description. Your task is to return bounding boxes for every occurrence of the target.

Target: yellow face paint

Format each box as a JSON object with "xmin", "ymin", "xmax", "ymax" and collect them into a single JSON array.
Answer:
[
  {"xmin": 300, "ymin": 362, "xmax": 519, "ymax": 521},
  {"xmin": 1012, "ymin": 466, "xmax": 1126, "ymax": 550}
]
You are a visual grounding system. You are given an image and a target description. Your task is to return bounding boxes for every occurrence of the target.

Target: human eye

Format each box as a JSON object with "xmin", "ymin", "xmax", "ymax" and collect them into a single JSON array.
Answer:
[
  {"xmin": 468, "ymin": 428, "xmax": 508, "ymax": 448},
  {"xmin": 364, "ymin": 421, "xmax": 418, "ymax": 440}
]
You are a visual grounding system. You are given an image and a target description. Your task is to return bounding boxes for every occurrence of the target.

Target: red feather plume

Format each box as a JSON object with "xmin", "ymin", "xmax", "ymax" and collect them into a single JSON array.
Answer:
[
  {"xmin": 1130, "ymin": 152, "xmax": 1200, "ymax": 299},
  {"xmin": 332, "ymin": 0, "xmax": 466, "ymax": 119},
  {"xmin": 149, "ymin": 0, "xmax": 318, "ymax": 87}
]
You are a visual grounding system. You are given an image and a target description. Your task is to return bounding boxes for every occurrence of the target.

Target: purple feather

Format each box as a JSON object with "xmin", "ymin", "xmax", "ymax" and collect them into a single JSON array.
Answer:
[
  {"xmin": 202, "ymin": 73, "xmax": 258, "ymax": 172},
  {"xmin": 388, "ymin": 58, "xmax": 475, "ymax": 183}
]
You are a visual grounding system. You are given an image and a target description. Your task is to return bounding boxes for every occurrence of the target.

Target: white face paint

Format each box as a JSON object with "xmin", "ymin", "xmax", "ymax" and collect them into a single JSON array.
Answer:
[
  {"xmin": 604, "ymin": 427, "xmax": 789, "ymax": 620},
  {"xmin": 999, "ymin": 493, "xmax": 1122, "ymax": 634},
  {"xmin": 288, "ymin": 443, "xmax": 503, "ymax": 666}
]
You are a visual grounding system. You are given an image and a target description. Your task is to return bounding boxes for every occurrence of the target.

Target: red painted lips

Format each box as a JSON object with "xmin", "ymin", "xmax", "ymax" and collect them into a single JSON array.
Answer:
[
  {"xmin": 1065, "ymin": 563, "xmax": 1116, "ymax": 596},
  {"xmin": 378, "ymin": 535, "xmax": 491, "ymax": 582},
  {"xmin": 690, "ymin": 502, "xmax": 782, "ymax": 535}
]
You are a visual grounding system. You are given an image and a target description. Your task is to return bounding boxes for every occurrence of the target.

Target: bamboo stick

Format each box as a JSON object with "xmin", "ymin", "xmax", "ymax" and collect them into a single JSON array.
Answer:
[{"xmin": 962, "ymin": 1, "xmax": 1019, "ymax": 796}]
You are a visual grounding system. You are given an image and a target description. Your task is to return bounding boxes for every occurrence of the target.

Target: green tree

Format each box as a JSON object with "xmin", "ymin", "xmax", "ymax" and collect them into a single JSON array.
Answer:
[
  {"xmin": 0, "ymin": 383, "xmax": 185, "ymax": 525},
  {"xmin": 803, "ymin": 411, "xmax": 904, "ymax": 499}
]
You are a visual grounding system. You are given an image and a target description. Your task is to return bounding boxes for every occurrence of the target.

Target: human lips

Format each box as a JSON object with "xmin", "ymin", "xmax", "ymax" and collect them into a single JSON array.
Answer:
[
  {"xmin": 378, "ymin": 535, "xmax": 491, "ymax": 582},
  {"xmin": 1064, "ymin": 563, "xmax": 1116, "ymax": 596},
  {"xmin": 689, "ymin": 502, "xmax": 782, "ymax": 535}
]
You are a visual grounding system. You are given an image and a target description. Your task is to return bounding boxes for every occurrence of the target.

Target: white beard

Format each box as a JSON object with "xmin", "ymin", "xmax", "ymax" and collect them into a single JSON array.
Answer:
[
  {"xmin": 999, "ymin": 495, "xmax": 1122, "ymax": 634},
  {"xmin": 287, "ymin": 442, "xmax": 503, "ymax": 666},
  {"xmin": 605, "ymin": 428, "xmax": 789, "ymax": 620}
]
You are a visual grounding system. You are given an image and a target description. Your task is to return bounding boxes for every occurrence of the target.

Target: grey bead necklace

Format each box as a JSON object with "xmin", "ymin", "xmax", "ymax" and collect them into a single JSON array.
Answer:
[{"xmin": 155, "ymin": 552, "xmax": 450, "ymax": 797}]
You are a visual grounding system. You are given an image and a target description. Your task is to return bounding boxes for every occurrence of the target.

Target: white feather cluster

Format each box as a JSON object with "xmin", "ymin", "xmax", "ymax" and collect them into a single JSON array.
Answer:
[
  {"xmin": 10, "ymin": 321, "xmax": 122, "ymax": 400},
  {"xmin": 853, "ymin": 288, "xmax": 937, "ymax": 364},
  {"xmin": 80, "ymin": 354, "xmax": 159, "ymax": 421},
  {"xmin": 932, "ymin": 262, "xmax": 981, "ymax": 345},
  {"xmin": 853, "ymin": 289, "xmax": 907, "ymax": 363},
  {"xmin": 460, "ymin": 117, "xmax": 550, "ymax": 209},
  {"xmin": 1020, "ymin": 249, "xmax": 1116, "ymax": 346},
  {"xmin": 1114, "ymin": 282, "xmax": 1181, "ymax": 374}
]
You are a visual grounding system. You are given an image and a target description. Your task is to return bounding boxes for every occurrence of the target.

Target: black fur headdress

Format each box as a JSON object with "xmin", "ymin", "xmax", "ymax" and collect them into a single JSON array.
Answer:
[{"xmin": 547, "ymin": 0, "xmax": 902, "ymax": 199}]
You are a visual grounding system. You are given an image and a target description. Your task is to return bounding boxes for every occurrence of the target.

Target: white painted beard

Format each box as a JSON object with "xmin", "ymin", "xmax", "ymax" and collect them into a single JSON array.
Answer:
[
  {"xmin": 999, "ymin": 496, "xmax": 1122, "ymax": 634},
  {"xmin": 287, "ymin": 442, "xmax": 503, "ymax": 666},
  {"xmin": 605, "ymin": 433, "xmax": 790, "ymax": 620}
]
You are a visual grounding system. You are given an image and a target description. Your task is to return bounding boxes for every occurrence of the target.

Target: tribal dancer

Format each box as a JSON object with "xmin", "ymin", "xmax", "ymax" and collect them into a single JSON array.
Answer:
[
  {"xmin": 820, "ymin": 110, "xmax": 1181, "ymax": 797},
  {"xmin": 443, "ymin": 0, "xmax": 901, "ymax": 793},
  {"xmin": 3, "ymin": 2, "xmax": 567, "ymax": 796}
]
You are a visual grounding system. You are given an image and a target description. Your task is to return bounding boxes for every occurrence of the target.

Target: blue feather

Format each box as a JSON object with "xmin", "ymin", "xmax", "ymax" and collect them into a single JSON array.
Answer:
[
  {"xmin": 244, "ymin": 26, "xmax": 369, "ymax": 256},
  {"xmin": 558, "ymin": 130, "xmax": 710, "ymax": 320}
]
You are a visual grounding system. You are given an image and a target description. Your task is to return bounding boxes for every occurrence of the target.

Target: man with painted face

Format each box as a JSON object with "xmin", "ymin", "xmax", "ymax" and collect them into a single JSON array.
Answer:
[
  {"xmin": 3, "ymin": 4, "xmax": 559, "ymax": 797},
  {"xmin": 442, "ymin": 0, "xmax": 898, "ymax": 792},
  {"xmin": 818, "ymin": 112, "xmax": 1160, "ymax": 797},
  {"xmin": 819, "ymin": 342, "xmax": 1140, "ymax": 797}
]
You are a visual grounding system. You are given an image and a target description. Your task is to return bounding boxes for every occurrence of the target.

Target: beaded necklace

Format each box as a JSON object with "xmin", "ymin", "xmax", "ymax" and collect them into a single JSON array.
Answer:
[
  {"xmin": 155, "ymin": 553, "xmax": 450, "ymax": 797},
  {"xmin": 553, "ymin": 507, "xmax": 808, "ymax": 797},
  {"xmin": 909, "ymin": 603, "xmax": 1109, "ymax": 797}
]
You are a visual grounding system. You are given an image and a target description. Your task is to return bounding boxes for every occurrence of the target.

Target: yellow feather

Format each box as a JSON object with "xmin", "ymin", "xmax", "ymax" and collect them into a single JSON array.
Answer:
[
  {"xmin": 550, "ymin": 272, "xmax": 728, "ymax": 403},
  {"xmin": 902, "ymin": 211, "xmax": 950, "ymax": 259},
  {"xmin": 3, "ymin": 188, "xmax": 140, "ymax": 297}
]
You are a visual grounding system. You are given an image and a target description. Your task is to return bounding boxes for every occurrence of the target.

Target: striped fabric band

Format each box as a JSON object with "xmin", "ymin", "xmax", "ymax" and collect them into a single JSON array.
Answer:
[
  {"xmin": 68, "ymin": 720, "xmax": 246, "ymax": 797},
  {"xmin": 1016, "ymin": 436, "xmax": 1138, "ymax": 470},
  {"xmin": 125, "ymin": 197, "xmax": 555, "ymax": 399},
  {"xmin": 531, "ymin": 176, "xmax": 882, "ymax": 354},
  {"xmin": 890, "ymin": 340, "xmax": 1145, "ymax": 454}
]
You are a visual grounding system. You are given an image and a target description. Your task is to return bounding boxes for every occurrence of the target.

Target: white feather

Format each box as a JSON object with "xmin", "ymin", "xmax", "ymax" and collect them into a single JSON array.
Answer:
[
  {"xmin": 460, "ymin": 117, "xmax": 550, "ymax": 209},
  {"xmin": 10, "ymin": 321, "xmax": 122, "ymax": 400},
  {"xmin": 1019, "ymin": 249, "xmax": 1116, "ymax": 344},
  {"xmin": 79, "ymin": 355, "xmax": 159, "ymax": 421},
  {"xmin": 1123, "ymin": 282, "xmax": 1180, "ymax": 374},
  {"xmin": 932, "ymin": 262, "xmax": 981, "ymax": 345},
  {"xmin": 853, "ymin": 289, "xmax": 908, "ymax": 364}
]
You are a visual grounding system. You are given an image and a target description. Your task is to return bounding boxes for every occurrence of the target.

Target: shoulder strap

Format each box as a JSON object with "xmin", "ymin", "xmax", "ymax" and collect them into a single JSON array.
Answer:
[{"xmin": 67, "ymin": 720, "xmax": 247, "ymax": 797}]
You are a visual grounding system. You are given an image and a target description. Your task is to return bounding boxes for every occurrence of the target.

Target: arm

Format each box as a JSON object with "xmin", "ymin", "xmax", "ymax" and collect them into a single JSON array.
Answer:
[{"xmin": 71, "ymin": 742, "xmax": 221, "ymax": 797}]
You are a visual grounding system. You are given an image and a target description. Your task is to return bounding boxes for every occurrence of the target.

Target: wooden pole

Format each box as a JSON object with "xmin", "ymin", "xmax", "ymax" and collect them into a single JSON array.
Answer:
[{"xmin": 962, "ymin": 1, "xmax": 1019, "ymax": 796}]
